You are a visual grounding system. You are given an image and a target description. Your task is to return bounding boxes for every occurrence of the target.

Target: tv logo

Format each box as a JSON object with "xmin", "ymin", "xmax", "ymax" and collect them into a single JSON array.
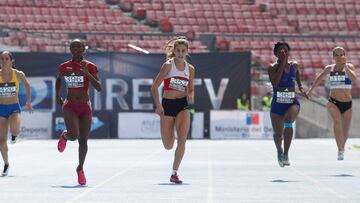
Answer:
[
  {"xmin": 18, "ymin": 77, "xmax": 55, "ymax": 111},
  {"xmin": 246, "ymin": 113, "xmax": 259, "ymax": 125}
]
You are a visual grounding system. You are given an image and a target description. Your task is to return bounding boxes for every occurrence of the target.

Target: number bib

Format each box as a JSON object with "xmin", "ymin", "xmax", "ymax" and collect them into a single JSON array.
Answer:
[
  {"xmin": 64, "ymin": 72, "xmax": 84, "ymax": 88},
  {"xmin": 276, "ymin": 87, "xmax": 295, "ymax": 104},
  {"xmin": 0, "ymin": 82, "xmax": 16, "ymax": 97},
  {"xmin": 169, "ymin": 78, "xmax": 189, "ymax": 91},
  {"xmin": 329, "ymin": 71, "xmax": 346, "ymax": 87}
]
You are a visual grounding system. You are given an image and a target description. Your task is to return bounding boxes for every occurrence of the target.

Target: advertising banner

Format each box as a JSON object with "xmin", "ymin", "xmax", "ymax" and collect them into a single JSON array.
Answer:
[
  {"xmin": 18, "ymin": 77, "xmax": 56, "ymax": 111},
  {"xmin": 118, "ymin": 112, "xmax": 204, "ymax": 139},
  {"xmin": 14, "ymin": 52, "xmax": 251, "ymax": 138},
  {"xmin": 20, "ymin": 111, "xmax": 52, "ymax": 139},
  {"xmin": 210, "ymin": 110, "xmax": 284, "ymax": 139},
  {"xmin": 53, "ymin": 111, "xmax": 110, "ymax": 139}
]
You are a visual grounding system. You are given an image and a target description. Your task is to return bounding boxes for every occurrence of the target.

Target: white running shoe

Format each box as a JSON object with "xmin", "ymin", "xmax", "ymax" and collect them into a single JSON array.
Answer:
[
  {"xmin": 1, "ymin": 164, "xmax": 9, "ymax": 176},
  {"xmin": 337, "ymin": 151, "xmax": 344, "ymax": 161}
]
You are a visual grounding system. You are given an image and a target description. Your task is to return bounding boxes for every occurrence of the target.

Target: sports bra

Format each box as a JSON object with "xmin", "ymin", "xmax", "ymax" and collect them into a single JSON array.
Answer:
[
  {"xmin": 0, "ymin": 68, "xmax": 19, "ymax": 98},
  {"xmin": 163, "ymin": 59, "xmax": 190, "ymax": 91}
]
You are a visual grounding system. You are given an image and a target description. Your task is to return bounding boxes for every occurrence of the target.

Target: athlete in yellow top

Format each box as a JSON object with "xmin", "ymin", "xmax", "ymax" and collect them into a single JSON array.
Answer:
[{"xmin": 0, "ymin": 51, "xmax": 32, "ymax": 176}]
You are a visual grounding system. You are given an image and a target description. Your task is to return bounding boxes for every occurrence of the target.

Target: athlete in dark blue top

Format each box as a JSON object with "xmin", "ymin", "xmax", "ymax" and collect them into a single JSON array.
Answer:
[{"xmin": 267, "ymin": 42, "xmax": 308, "ymax": 167}]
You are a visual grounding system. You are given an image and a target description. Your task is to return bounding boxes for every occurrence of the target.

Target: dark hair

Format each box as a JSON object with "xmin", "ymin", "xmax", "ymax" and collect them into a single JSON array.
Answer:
[
  {"xmin": 1, "ymin": 51, "xmax": 17, "ymax": 69},
  {"xmin": 70, "ymin": 38, "xmax": 87, "ymax": 49},
  {"xmin": 273, "ymin": 41, "xmax": 290, "ymax": 55}
]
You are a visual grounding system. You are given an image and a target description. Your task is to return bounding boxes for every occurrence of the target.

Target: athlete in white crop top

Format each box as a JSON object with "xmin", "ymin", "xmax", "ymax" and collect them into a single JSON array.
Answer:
[
  {"xmin": 307, "ymin": 47, "xmax": 357, "ymax": 160},
  {"xmin": 151, "ymin": 37, "xmax": 195, "ymax": 184}
]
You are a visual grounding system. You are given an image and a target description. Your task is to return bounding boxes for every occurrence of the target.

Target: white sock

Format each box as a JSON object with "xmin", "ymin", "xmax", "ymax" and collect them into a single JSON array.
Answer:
[{"xmin": 172, "ymin": 170, "xmax": 177, "ymax": 175}]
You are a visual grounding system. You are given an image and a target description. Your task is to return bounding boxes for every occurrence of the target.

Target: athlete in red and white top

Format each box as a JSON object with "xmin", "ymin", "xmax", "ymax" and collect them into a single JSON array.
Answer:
[
  {"xmin": 151, "ymin": 37, "xmax": 195, "ymax": 184},
  {"xmin": 56, "ymin": 39, "xmax": 101, "ymax": 185}
]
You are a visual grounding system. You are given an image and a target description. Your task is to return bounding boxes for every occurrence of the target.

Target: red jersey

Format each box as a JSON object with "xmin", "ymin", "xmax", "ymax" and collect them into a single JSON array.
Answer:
[{"xmin": 58, "ymin": 59, "xmax": 98, "ymax": 91}]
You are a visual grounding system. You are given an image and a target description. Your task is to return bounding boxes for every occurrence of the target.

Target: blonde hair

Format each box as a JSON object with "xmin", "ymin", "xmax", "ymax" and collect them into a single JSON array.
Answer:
[
  {"xmin": 164, "ymin": 36, "xmax": 189, "ymax": 60},
  {"xmin": 332, "ymin": 46, "xmax": 345, "ymax": 57}
]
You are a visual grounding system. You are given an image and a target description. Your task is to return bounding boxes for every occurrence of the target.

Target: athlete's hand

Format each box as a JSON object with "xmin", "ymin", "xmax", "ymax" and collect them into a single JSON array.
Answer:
[
  {"xmin": 155, "ymin": 106, "xmax": 164, "ymax": 116},
  {"xmin": 80, "ymin": 62, "xmax": 90, "ymax": 75},
  {"xmin": 306, "ymin": 89, "xmax": 312, "ymax": 98},
  {"xmin": 299, "ymin": 87, "xmax": 309, "ymax": 99},
  {"xmin": 56, "ymin": 95, "xmax": 64, "ymax": 106},
  {"xmin": 26, "ymin": 102, "xmax": 33, "ymax": 113},
  {"xmin": 187, "ymin": 95, "xmax": 193, "ymax": 104}
]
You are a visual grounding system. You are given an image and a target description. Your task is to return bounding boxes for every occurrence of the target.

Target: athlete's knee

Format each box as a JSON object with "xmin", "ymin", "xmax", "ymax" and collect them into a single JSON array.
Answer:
[
  {"xmin": 284, "ymin": 122, "xmax": 294, "ymax": 129},
  {"xmin": 273, "ymin": 133, "xmax": 282, "ymax": 138},
  {"xmin": 163, "ymin": 142, "xmax": 174, "ymax": 150}
]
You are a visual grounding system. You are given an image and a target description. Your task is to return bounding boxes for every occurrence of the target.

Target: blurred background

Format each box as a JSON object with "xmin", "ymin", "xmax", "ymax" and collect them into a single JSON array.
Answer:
[{"xmin": 1, "ymin": 0, "xmax": 359, "ymax": 140}]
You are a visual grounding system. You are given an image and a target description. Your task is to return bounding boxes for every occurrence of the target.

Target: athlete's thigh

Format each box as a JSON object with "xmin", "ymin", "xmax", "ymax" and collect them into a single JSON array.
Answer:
[
  {"xmin": 327, "ymin": 102, "xmax": 341, "ymax": 122},
  {"xmin": 270, "ymin": 112, "xmax": 284, "ymax": 135},
  {"xmin": 63, "ymin": 110, "xmax": 80, "ymax": 137},
  {"xmin": 8, "ymin": 113, "xmax": 20, "ymax": 133},
  {"xmin": 341, "ymin": 108, "xmax": 352, "ymax": 130},
  {"xmin": 160, "ymin": 115, "xmax": 175, "ymax": 143},
  {"xmin": 0, "ymin": 118, "xmax": 8, "ymax": 140},
  {"xmin": 284, "ymin": 104, "xmax": 300, "ymax": 122},
  {"xmin": 175, "ymin": 110, "xmax": 190, "ymax": 140}
]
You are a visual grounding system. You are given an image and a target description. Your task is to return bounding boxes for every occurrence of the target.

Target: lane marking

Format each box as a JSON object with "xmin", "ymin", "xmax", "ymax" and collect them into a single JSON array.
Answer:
[
  {"xmin": 65, "ymin": 149, "xmax": 162, "ymax": 203},
  {"xmin": 207, "ymin": 141, "xmax": 214, "ymax": 203}
]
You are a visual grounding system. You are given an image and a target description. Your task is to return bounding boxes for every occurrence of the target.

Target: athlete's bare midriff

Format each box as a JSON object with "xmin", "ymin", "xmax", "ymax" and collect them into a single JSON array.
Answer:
[
  {"xmin": 0, "ymin": 96, "xmax": 18, "ymax": 105},
  {"xmin": 329, "ymin": 89, "xmax": 352, "ymax": 102},
  {"xmin": 66, "ymin": 89, "xmax": 90, "ymax": 102},
  {"xmin": 163, "ymin": 90, "xmax": 187, "ymax": 99}
]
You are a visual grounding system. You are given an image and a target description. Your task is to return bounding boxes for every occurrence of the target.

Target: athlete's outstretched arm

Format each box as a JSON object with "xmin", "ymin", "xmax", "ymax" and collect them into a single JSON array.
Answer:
[
  {"xmin": 187, "ymin": 65, "xmax": 195, "ymax": 104},
  {"xmin": 151, "ymin": 63, "xmax": 171, "ymax": 115},
  {"xmin": 17, "ymin": 70, "xmax": 33, "ymax": 112},
  {"xmin": 307, "ymin": 65, "xmax": 331, "ymax": 96}
]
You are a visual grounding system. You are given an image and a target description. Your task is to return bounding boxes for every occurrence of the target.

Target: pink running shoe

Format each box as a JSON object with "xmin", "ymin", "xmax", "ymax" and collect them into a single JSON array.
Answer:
[
  {"xmin": 77, "ymin": 169, "xmax": 87, "ymax": 185},
  {"xmin": 170, "ymin": 173, "xmax": 183, "ymax": 184},
  {"xmin": 57, "ymin": 130, "xmax": 67, "ymax": 152}
]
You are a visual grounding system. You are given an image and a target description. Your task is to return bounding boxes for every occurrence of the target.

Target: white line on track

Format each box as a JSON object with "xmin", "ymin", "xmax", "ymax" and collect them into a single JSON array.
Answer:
[{"xmin": 65, "ymin": 149, "xmax": 162, "ymax": 203}]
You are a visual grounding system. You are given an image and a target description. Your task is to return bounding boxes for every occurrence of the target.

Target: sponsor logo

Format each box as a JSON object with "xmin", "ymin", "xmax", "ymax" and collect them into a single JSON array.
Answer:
[{"xmin": 246, "ymin": 113, "xmax": 259, "ymax": 125}]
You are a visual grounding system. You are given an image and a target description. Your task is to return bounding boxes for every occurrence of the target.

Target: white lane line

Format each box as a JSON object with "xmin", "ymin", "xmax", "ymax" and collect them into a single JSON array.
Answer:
[
  {"xmin": 65, "ymin": 149, "xmax": 162, "ymax": 203},
  {"xmin": 254, "ymin": 146, "xmax": 354, "ymax": 203},
  {"xmin": 207, "ymin": 141, "xmax": 214, "ymax": 203}
]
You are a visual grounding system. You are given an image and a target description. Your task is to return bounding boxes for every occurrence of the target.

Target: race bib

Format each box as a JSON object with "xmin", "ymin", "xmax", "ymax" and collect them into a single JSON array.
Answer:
[
  {"xmin": 64, "ymin": 72, "xmax": 84, "ymax": 88},
  {"xmin": 329, "ymin": 71, "xmax": 346, "ymax": 87},
  {"xmin": 0, "ymin": 82, "xmax": 16, "ymax": 97},
  {"xmin": 276, "ymin": 87, "xmax": 295, "ymax": 104},
  {"xmin": 169, "ymin": 77, "xmax": 189, "ymax": 91}
]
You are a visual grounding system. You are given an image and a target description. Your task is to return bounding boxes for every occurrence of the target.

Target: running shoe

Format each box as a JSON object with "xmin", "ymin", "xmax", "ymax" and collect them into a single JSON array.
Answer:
[
  {"xmin": 77, "ymin": 169, "xmax": 87, "ymax": 185},
  {"xmin": 277, "ymin": 151, "xmax": 284, "ymax": 168},
  {"xmin": 1, "ymin": 164, "xmax": 9, "ymax": 176},
  {"xmin": 10, "ymin": 135, "xmax": 18, "ymax": 144},
  {"xmin": 337, "ymin": 151, "xmax": 344, "ymax": 161},
  {"xmin": 170, "ymin": 173, "xmax": 183, "ymax": 184},
  {"xmin": 57, "ymin": 130, "xmax": 67, "ymax": 152},
  {"xmin": 283, "ymin": 154, "xmax": 290, "ymax": 166}
]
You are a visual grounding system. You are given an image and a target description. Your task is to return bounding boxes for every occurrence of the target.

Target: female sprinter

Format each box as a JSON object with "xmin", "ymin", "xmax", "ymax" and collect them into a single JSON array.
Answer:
[
  {"xmin": 307, "ymin": 47, "xmax": 356, "ymax": 160},
  {"xmin": 268, "ymin": 42, "xmax": 308, "ymax": 167},
  {"xmin": 56, "ymin": 39, "xmax": 101, "ymax": 185},
  {"xmin": 0, "ymin": 51, "xmax": 32, "ymax": 176},
  {"xmin": 151, "ymin": 37, "xmax": 195, "ymax": 184}
]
